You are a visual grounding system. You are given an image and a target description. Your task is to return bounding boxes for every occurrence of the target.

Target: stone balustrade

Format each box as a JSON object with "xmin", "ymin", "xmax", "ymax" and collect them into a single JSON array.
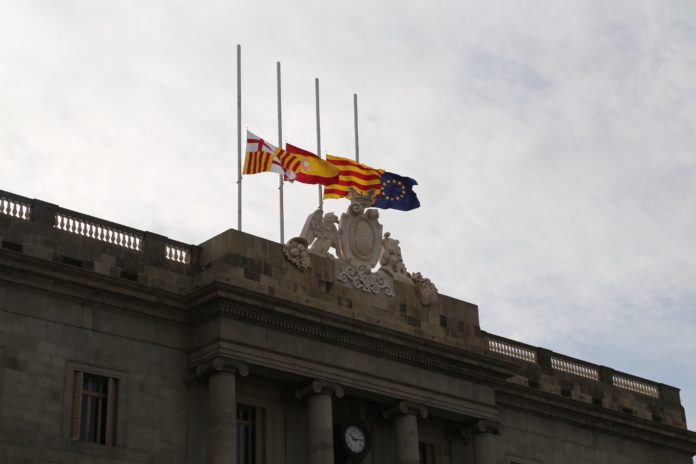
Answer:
[
  {"xmin": 0, "ymin": 189, "xmax": 197, "ymax": 269},
  {"xmin": 483, "ymin": 331, "xmax": 685, "ymax": 428}
]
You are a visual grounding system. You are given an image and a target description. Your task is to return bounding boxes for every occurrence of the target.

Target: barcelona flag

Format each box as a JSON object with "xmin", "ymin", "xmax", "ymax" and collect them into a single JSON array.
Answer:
[{"xmin": 373, "ymin": 172, "xmax": 420, "ymax": 211}]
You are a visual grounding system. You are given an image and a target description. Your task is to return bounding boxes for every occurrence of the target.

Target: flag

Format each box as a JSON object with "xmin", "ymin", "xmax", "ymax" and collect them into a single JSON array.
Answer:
[
  {"xmin": 373, "ymin": 172, "xmax": 420, "ymax": 211},
  {"xmin": 279, "ymin": 144, "xmax": 339, "ymax": 185},
  {"xmin": 243, "ymin": 131, "xmax": 293, "ymax": 179},
  {"xmin": 323, "ymin": 155, "xmax": 384, "ymax": 199}
]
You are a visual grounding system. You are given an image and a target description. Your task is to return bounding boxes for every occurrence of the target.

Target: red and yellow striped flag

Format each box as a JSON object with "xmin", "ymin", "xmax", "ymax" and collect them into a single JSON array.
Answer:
[
  {"xmin": 323, "ymin": 155, "xmax": 384, "ymax": 199},
  {"xmin": 278, "ymin": 144, "xmax": 339, "ymax": 186}
]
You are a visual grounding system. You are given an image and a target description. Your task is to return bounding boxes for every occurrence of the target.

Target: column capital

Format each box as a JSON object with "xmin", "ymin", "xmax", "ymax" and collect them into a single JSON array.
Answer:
[
  {"xmin": 383, "ymin": 400, "xmax": 428, "ymax": 420},
  {"xmin": 183, "ymin": 357, "xmax": 249, "ymax": 384},
  {"xmin": 295, "ymin": 380, "xmax": 345, "ymax": 400},
  {"xmin": 448, "ymin": 419, "xmax": 500, "ymax": 444}
]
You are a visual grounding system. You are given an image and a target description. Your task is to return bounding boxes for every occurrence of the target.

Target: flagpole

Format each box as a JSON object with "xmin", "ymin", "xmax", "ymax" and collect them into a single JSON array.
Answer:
[
  {"xmin": 315, "ymin": 78, "xmax": 322, "ymax": 210},
  {"xmin": 353, "ymin": 93, "xmax": 359, "ymax": 163},
  {"xmin": 237, "ymin": 44, "xmax": 242, "ymax": 231},
  {"xmin": 277, "ymin": 61, "xmax": 285, "ymax": 244}
]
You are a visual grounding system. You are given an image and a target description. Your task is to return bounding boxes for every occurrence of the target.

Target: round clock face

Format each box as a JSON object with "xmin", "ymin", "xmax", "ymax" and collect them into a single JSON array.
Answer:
[{"xmin": 344, "ymin": 424, "xmax": 366, "ymax": 454}]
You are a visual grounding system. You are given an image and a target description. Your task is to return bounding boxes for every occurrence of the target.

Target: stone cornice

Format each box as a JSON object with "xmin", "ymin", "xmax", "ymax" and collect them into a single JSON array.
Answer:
[
  {"xmin": 0, "ymin": 251, "xmax": 188, "ymax": 323},
  {"xmin": 496, "ymin": 384, "xmax": 696, "ymax": 454},
  {"xmin": 189, "ymin": 296, "xmax": 516, "ymax": 387}
]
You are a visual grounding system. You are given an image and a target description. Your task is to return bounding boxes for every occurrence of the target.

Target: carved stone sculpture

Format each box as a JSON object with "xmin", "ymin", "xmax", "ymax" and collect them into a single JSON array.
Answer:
[
  {"xmin": 411, "ymin": 272, "xmax": 439, "ymax": 306},
  {"xmin": 335, "ymin": 190, "xmax": 393, "ymax": 296},
  {"xmin": 288, "ymin": 189, "xmax": 439, "ymax": 299},
  {"xmin": 299, "ymin": 209, "xmax": 339, "ymax": 258},
  {"xmin": 338, "ymin": 263, "xmax": 393, "ymax": 296},
  {"xmin": 338, "ymin": 190, "xmax": 382, "ymax": 268},
  {"xmin": 282, "ymin": 237, "xmax": 311, "ymax": 271},
  {"xmin": 377, "ymin": 232, "xmax": 411, "ymax": 283}
]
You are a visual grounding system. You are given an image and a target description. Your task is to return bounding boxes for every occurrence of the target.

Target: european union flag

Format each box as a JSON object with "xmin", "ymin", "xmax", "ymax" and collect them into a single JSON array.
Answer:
[{"xmin": 373, "ymin": 172, "xmax": 420, "ymax": 211}]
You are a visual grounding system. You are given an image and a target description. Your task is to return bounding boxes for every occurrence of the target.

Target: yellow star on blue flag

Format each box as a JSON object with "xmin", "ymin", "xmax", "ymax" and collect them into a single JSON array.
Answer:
[{"xmin": 373, "ymin": 172, "xmax": 420, "ymax": 211}]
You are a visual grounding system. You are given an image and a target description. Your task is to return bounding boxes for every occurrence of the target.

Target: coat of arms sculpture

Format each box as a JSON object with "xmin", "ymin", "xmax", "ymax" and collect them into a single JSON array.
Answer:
[{"xmin": 283, "ymin": 189, "xmax": 438, "ymax": 304}]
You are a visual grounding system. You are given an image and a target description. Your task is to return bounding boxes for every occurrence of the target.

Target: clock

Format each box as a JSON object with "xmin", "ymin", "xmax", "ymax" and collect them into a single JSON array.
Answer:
[{"xmin": 340, "ymin": 422, "xmax": 370, "ymax": 460}]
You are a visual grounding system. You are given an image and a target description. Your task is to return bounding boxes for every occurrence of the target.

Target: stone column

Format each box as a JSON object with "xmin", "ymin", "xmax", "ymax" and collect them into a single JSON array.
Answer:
[
  {"xmin": 470, "ymin": 420, "xmax": 500, "ymax": 464},
  {"xmin": 185, "ymin": 357, "xmax": 249, "ymax": 464},
  {"xmin": 296, "ymin": 380, "xmax": 344, "ymax": 464},
  {"xmin": 383, "ymin": 401, "xmax": 428, "ymax": 464}
]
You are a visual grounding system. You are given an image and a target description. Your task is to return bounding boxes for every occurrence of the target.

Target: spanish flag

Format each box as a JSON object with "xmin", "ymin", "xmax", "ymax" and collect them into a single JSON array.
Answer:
[
  {"xmin": 323, "ymin": 155, "xmax": 384, "ymax": 199},
  {"xmin": 279, "ymin": 144, "xmax": 340, "ymax": 186}
]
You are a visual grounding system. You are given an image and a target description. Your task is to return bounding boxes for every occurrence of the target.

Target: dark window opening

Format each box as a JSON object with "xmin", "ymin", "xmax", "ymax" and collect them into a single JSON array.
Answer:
[
  {"xmin": 419, "ymin": 442, "xmax": 435, "ymax": 464},
  {"xmin": 237, "ymin": 404, "xmax": 257, "ymax": 464},
  {"xmin": 71, "ymin": 371, "xmax": 117, "ymax": 446}
]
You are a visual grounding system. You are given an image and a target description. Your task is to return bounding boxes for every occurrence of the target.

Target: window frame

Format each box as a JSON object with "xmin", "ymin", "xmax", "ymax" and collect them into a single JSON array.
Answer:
[
  {"xmin": 419, "ymin": 441, "xmax": 436, "ymax": 464},
  {"xmin": 235, "ymin": 397, "xmax": 268, "ymax": 464},
  {"xmin": 63, "ymin": 362, "xmax": 126, "ymax": 448}
]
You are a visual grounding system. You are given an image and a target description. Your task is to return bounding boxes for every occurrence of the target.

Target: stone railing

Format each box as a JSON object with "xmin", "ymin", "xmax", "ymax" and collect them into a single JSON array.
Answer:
[
  {"xmin": 55, "ymin": 210, "xmax": 143, "ymax": 251},
  {"xmin": 483, "ymin": 331, "xmax": 664, "ymax": 399},
  {"xmin": 551, "ymin": 353, "xmax": 599, "ymax": 381},
  {"xmin": 613, "ymin": 373, "xmax": 660, "ymax": 398},
  {"xmin": 487, "ymin": 333, "xmax": 537, "ymax": 363},
  {"xmin": 0, "ymin": 189, "xmax": 198, "ymax": 267},
  {"xmin": 1, "ymin": 191, "xmax": 32, "ymax": 221}
]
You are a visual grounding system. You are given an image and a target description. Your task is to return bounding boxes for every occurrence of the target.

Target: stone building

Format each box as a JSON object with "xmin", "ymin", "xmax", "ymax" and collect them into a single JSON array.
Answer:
[{"xmin": 0, "ymin": 188, "xmax": 695, "ymax": 464}]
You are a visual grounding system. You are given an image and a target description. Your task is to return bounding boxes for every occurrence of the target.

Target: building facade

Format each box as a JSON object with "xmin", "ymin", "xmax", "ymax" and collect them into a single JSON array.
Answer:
[{"xmin": 1, "ymin": 188, "xmax": 695, "ymax": 464}]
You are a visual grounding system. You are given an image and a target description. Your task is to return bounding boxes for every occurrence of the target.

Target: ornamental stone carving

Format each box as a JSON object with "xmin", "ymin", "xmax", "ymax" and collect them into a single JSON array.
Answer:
[
  {"xmin": 299, "ymin": 209, "xmax": 339, "ymax": 258},
  {"xmin": 337, "ymin": 190, "xmax": 382, "ymax": 269},
  {"xmin": 287, "ymin": 188, "xmax": 441, "ymax": 299},
  {"xmin": 382, "ymin": 400, "xmax": 429, "ymax": 419},
  {"xmin": 411, "ymin": 272, "xmax": 439, "ymax": 307},
  {"xmin": 377, "ymin": 232, "xmax": 411, "ymax": 283},
  {"xmin": 295, "ymin": 380, "xmax": 345, "ymax": 399},
  {"xmin": 283, "ymin": 237, "xmax": 311, "ymax": 271},
  {"xmin": 183, "ymin": 357, "xmax": 249, "ymax": 384},
  {"xmin": 337, "ymin": 263, "xmax": 393, "ymax": 296}
]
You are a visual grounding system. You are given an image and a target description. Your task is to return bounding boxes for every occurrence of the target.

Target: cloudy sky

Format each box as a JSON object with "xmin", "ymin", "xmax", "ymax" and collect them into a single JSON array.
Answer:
[{"xmin": 2, "ymin": 0, "xmax": 695, "ymax": 438}]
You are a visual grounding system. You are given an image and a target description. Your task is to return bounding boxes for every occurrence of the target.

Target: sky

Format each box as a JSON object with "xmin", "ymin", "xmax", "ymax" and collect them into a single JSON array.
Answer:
[{"xmin": 2, "ymin": 0, "xmax": 696, "ymax": 444}]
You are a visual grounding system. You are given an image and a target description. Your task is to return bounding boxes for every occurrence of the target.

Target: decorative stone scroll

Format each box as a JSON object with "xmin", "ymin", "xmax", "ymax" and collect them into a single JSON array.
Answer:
[
  {"xmin": 337, "ymin": 263, "xmax": 393, "ymax": 296},
  {"xmin": 183, "ymin": 357, "xmax": 249, "ymax": 384},
  {"xmin": 283, "ymin": 237, "xmax": 311, "ymax": 271},
  {"xmin": 447, "ymin": 420, "xmax": 500, "ymax": 445},
  {"xmin": 295, "ymin": 380, "xmax": 345, "ymax": 399},
  {"xmin": 382, "ymin": 400, "xmax": 429, "ymax": 419}
]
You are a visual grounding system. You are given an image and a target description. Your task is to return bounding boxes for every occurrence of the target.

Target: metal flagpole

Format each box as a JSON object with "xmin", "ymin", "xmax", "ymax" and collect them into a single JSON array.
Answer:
[
  {"xmin": 237, "ymin": 44, "xmax": 242, "ymax": 231},
  {"xmin": 353, "ymin": 93, "xmax": 359, "ymax": 163},
  {"xmin": 315, "ymin": 78, "xmax": 322, "ymax": 209},
  {"xmin": 277, "ymin": 62, "xmax": 285, "ymax": 244}
]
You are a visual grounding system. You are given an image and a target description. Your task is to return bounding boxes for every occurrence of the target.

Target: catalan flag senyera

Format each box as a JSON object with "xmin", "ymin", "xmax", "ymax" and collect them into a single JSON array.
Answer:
[
  {"xmin": 243, "ymin": 131, "xmax": 286, "ymax": 176},
  {"xmin": 279, "ymin": 144, "xmax": 339, "ymax": 186},
  {"xmin": 323, "ymin": 155, "xmax": 384, "ymax": 199}
]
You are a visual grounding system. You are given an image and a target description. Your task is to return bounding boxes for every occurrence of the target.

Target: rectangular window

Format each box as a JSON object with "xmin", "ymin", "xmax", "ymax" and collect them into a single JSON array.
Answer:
[
  {"xmin": 419, "ymin": 442, "xmax": 435, "ymax": 464},
  {"xmin": 71, "ymin": 371, "xmax": 118, "ymax": 446},
  {"xmin": 237, "ymin": 404, "xmax": 257, "ymax": 464}
]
